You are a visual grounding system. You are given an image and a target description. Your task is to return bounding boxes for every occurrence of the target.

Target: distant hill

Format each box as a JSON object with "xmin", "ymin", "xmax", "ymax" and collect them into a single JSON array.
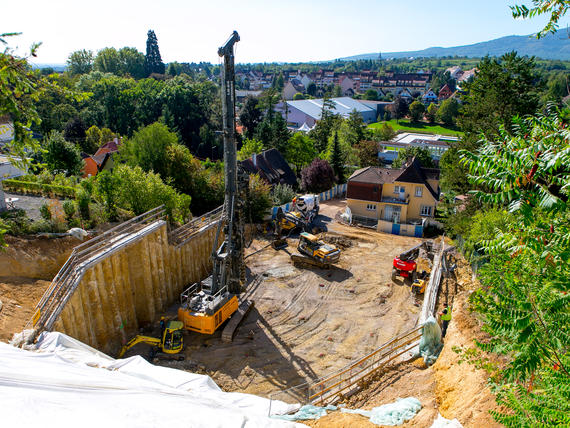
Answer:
[{"xmin": 340, "ymin": 30, "xmax": 570, "ymax": 61}]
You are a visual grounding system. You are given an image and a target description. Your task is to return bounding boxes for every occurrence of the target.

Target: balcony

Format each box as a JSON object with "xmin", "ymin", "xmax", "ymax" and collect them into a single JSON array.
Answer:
[{"xmin": 380, "ymin": 195, "xmax": 409, "ymax": 205}]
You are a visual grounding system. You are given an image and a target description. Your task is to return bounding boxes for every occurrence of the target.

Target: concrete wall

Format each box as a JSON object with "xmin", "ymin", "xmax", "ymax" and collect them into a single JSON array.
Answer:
[{"xmin": 51, "ymin": 221, "xmax": 222, "ymax": 355}]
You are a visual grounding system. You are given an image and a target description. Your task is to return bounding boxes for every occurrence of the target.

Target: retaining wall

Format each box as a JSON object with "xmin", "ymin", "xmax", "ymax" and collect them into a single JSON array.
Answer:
[{"xmin": 50, "ymin": 220, "xmax": 222, "ymax": 355}]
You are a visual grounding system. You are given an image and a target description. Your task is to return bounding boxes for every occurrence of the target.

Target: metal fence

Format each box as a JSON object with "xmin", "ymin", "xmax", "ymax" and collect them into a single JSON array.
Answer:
[
  {"xmin": 168, "ymin": 205, "xmax": 223, "ymax": 247},
  {"xmin": 28, "ymin": 206, "xmax": 166, "ymax": 337},
  {"xmin": 268, "ymin": 324, "xmax": 423, "ymax": 415}
]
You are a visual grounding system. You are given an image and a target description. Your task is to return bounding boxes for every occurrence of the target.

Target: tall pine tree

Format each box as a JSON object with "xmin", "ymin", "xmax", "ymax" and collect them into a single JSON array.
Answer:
[
  {"xmin": 144, "ymin": 30, "xmax": 165, "ymax": 76},
  {"xmin": 330, "ymin": 131, "xmax": 344, "ymax": 183}
]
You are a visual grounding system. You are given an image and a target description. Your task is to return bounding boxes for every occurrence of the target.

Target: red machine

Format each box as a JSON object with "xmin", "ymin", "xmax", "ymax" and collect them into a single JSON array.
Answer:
[{"xmin": 392, "ymin": 242, "xmax": 432, "ymax": 282}]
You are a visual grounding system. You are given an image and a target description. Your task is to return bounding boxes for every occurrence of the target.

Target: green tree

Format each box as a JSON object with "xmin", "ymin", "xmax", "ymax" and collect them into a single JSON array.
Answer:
[
  {"xmin": 364, "ymin": 89, "xmax": 378, "ymax": 100},
  {"xmin": 391, "ymin": 146, "xmax": 434, "ymax": 168},
  {"xmin": 409, "ymin": 100, "xmax": 425, "ymax": 122},
  {"xmin": 95, "ymin": 170, "xmax": 120, "ymax": 220},
  {"xmin": 355, "ymin": 140, "xmax": 379, "ymax": 167},
  {"xmin": 120, "ymin": 122, "xmax": 178, "ymax": 178},
  {"xmin": 391, "ymin": 96, "xmax": 409, "ymax": 121},
  {"xmin": 373, "ymin": 123, "xmax": 396, "ymax": 142},
  {"xmin": 426, "ymin": 103, "xmax": 438, "ymax": 123},
  {"xmin": 329, "ymin": 131, "xmax": 344, "ymax": 182},
  {"xmin": 237, "ymin": 138, "xmax": 264, "ymax": 161},
  {"xmin": 239, "ymin": 96, "xmax": 262, "ymax": 139},
  {"xmin": 458, "ymin": 52, "xmax": 541, "ymax": 138},
  {"xmin": 459, "ymin": 109, "xmax": 570, "ymax": 426},
  {"xmin": 0, "ymin": 32, "xmax": 42, "ymax": 161},
  {"xmin": 307, "ymin": 82, "xmax": 317, "ymax": 97},
  {"xmin": 85, "ymin": 125, "xmax": 102, "ymax": 153},
  {"xmin": 436, "ymin": 98, "xmax": 460, "ymax": 126},
  {"xmin": 144, "ymin": 30, "xmax": 165, "ymax": 76},
  {"xmin": 438, "ymin": 147, "xmax": 470, "ymax": 193},
  {"xmin": 94, "ymin": 47, "xmax": 122, "ymax": 74},
  {"xmin": 113, "ymin": 164, "xmax": 191, "ymax": 222},
  {"xmin": 43, "ymin": 131, "xmax": 84, "ymax": 176},
  {"xmin": 293, "ymin": 92, "xmax": 305, "ymax": 100},
  {"xmin": 63, "ymin": 117, "xmax": 87, "ymax": 150},
  {"xmin": 118, "ymin": 47, "xmax": 145, "ymax": 79},
  {"xmin": 286, "ymin": 133, "xmax": 316, "ymax": 173},
  {"xmin": 345, "ymin": 110, "xmax": 365, "ymax": 145},
  {"xmin": 66, "ymin": 49, "xmax": 93, "ymax": 76}
]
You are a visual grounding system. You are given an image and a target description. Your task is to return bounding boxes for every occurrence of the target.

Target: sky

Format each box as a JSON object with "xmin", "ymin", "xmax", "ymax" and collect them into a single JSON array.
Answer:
[{"xmin": 4, "ymin": 0, "xmax": 568, "ymax": 65}]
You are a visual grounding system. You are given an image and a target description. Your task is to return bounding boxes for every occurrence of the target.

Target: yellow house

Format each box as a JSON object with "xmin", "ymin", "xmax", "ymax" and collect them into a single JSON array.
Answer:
[{"xmin": 346, "ymin": 158, "xmax": 440, "ymax": 236}]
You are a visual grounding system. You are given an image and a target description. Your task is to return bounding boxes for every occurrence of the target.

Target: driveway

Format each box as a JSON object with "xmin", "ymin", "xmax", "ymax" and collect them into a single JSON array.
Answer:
[{"xmin": 3, "ymin": 192, "xmax": 52, "ymax": 221}]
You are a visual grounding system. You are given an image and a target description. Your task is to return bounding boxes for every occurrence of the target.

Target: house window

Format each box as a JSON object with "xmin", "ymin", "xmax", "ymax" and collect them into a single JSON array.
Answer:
[
  {"xmin": 420, "ymin": 205, "xmax": 433, "ymax": 216},
  {"xmin": 366, "ymin": 204, "xmax": 377, "ymax": 211},
  {"xmin": 394, "ymin": 185, "xmax": 405, "ymax": 194},
  {"xmin": 415, "ymin": 186, "xmax": 423, "ymax": 197}
]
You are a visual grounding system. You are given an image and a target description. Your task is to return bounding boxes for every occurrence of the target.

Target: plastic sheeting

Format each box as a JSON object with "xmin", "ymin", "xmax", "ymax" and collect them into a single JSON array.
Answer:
[
  {"xmin": 341, "ymin": 397, "xmax": 422, "ymax": 426},
  {"xmin": 430, "ymin": 413, "xmax": 463, "ymax": 427},
  {"xmin": 419, "ymin": 315, "xmax": 443, "ymax": 366},
  {"xmin": 0, "ymin": 332, "xmax": 304, "ymax": 428},
  {"xmin": 273, "ymin": 405, "xmax": 338, "ymax": 421}
]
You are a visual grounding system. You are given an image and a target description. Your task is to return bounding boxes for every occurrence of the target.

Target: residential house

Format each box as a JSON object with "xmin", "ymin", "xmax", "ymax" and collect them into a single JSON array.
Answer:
[
  {"xmin": 81, "ymin": 138, "xmax": 120, "ymax": 178},
  {"xmin": 445, "ymin": 66, "xmax": 463, "ymax": 80},
  {"xmin": 339, "ymin": 76, "xmax": 356, "ymax": 97},
  {"xmin": 421, "ymin": 89, "xmax": 438, "ymax": 104},
  {"xmin": 438, "ymin": 84, "xmax": 453, "ymax": 101},
  {"xmin": 398, "ymin": 88, "xmax": 413, "ymax": 102},
  {"xmin": 300, "ymin": 74, "xmax": 313, "ymax": 89},
  {"xmin": 282, "ymin": 79, "xmax": 305, "ymax": 100},
  {"xmin": 346, "ymin": 158, "xmax": 440, "ymax": 236},
  {"xmin": 240, "ymin": 148, "xmax": 297, "ymax": 187}
]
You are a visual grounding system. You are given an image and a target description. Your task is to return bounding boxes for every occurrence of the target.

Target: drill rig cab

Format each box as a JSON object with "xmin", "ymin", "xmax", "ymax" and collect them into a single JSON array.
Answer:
[
  {"xmin": 178, "ymin": 31, "xmax": 247, "ymax": 335},
  {"xmin": 392, "ymin": 241, "xmax": 433, "ymax": 283}
]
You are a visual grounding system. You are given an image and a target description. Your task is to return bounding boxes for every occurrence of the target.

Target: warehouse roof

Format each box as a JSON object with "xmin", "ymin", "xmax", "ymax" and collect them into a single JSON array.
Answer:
[{"xmin": 284, "ymin": 97, "xmax": 375, "ymax": 121}]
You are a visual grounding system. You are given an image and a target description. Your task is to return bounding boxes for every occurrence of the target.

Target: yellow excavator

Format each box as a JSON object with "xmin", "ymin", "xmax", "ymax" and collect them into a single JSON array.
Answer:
[
  {"xmin": 291, "ymin": 232, "xmax": 341, "ymax": 269},
  {"xmin": 118, "ymin": 320, "xmax": 184, "ymax": 360}
]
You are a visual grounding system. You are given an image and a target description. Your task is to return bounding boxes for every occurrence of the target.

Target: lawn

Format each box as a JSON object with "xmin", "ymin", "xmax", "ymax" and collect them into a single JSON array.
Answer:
[{"xmin": 368, "ymin": 119, "xmax": 464, "ymax": 137}]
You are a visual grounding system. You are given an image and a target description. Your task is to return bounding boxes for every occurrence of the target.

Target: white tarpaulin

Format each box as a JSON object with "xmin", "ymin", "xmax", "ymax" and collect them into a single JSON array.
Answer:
[{"xmin": 0, "ymin": 332, "xmax": 304, "ymax": 428}]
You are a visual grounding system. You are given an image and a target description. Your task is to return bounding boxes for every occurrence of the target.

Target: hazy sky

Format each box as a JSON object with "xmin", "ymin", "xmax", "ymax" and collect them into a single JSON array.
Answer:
[{"xmin": 5, "ymin": 0, "xmax": 567, "ymax": 65}]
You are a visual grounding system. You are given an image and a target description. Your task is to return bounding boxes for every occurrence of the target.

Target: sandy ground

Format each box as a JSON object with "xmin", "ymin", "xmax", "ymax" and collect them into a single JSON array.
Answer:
[
  {"xmin": 150, "ymin": 199, "xmax": 425, "ymax": 401},
  {"xmin": 0, "ymin": 277, "xmax": 51, "ymax": 341}
]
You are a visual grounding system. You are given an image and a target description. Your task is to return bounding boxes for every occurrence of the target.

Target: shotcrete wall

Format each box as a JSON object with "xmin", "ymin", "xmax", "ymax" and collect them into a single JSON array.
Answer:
[{"xmin": 51, "ymin": 221, "xmax": 222, "ymax": 355}]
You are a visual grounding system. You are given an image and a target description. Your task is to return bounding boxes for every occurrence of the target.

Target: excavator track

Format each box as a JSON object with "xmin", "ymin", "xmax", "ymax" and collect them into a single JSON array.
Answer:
[
  {"xmin": 291, "ymin": 253, "xmax": 332, "ymax": 269},
  {"xmin": 221, "ymin": 299, "xmax": 254, "ymax": 343}
]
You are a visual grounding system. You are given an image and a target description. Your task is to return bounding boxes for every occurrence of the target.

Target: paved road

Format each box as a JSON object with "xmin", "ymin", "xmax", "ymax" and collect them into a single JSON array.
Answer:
[{"xmin": 3, "ymin": 192, "xmax": 51, "ymax": 221}]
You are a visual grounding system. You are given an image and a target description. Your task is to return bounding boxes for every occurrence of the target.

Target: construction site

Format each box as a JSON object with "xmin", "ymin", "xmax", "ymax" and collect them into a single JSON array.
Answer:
[{"xmin": 0, "ymin": 32, "xmax": 499, "ymax": 428}]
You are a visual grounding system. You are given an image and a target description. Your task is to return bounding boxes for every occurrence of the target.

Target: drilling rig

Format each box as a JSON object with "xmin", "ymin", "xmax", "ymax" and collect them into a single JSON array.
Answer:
[{"xmin": 178, "ymin": 31, "xmax": 249, "ymax": 335}]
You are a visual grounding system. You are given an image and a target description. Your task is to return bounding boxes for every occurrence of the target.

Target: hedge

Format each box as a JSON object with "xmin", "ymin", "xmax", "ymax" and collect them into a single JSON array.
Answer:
[{"xmin": 2, "ymin": 179, "xmax": 77, "ymax": 199}]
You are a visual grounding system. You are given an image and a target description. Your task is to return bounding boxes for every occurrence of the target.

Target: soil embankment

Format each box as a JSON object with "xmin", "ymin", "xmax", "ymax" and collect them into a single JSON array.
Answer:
[{"xmin": 0, "ymin": 235, "xmax": 80, "ymax": 341}]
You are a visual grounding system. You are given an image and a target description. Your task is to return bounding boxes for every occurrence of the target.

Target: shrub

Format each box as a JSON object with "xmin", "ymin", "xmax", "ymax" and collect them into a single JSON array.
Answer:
[
  {"xmin": 247, "ymin": 174, "xmax": 272, "ymax": 222},
  {"xmin": 62, "ymin": 200, "xmax": 76, "ymax": 221},
  {"xmin": 76, "ymin": 189, "xmax": 91, "ymax": 220},
  {"xmin": 272, "ymin": 183, "xmax": 296, "ymax": 206},
  {"xmin": 39, "ymin": 203, "xmax": 52, "ymax": 221},
  {"xmin": 2, "ymin": 179, "xmax": 76, "ymax": 199}
]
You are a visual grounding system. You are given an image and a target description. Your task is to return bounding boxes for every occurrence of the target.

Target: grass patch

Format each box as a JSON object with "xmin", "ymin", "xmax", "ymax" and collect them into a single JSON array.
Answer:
[{"xmin": 368, "ymin": 119, "xmax": 463, "ymax": 137}]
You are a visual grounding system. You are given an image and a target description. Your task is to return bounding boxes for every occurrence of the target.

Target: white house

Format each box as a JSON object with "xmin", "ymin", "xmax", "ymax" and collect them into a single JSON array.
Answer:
[{"xmin": 422, "ymin": 89, "xmax": 438, "ymax": 104}]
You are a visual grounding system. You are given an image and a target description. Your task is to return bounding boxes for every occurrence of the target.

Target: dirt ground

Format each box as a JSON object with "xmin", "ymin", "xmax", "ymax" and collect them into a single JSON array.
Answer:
[
  {"xmin": 0, "ymin": 199, "xmax": 500, "ymax": 427},
  {"xmin": 154, "ymin": 200, "xmax": 425, "ymax": 401},
  {"xmin": 0, "ymin": 235, "xmax": 80, "ymax": 342}
]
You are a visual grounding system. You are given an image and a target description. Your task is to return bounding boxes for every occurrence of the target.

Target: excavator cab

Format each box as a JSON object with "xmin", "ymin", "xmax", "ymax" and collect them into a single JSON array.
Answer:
[
  {"xmin": 118, "ymin": 320, "xmax": 184, "ymax": 359},
  {"xmin": 162, "ymin": 320, "xmax": 184, "ymax": 354}
]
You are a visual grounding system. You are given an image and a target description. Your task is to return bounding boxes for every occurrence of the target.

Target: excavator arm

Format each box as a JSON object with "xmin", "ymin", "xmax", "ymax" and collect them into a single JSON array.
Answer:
[{"xmin": 118, "ymin": 335, "xmax": 161, "ymax": 358}]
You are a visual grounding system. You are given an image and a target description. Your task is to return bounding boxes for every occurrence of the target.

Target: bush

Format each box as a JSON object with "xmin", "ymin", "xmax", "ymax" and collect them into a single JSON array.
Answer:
[
  {"xmin": 2, "ymin": 179, "xmax": 77, "ymax": 199},
  {"xmin": 39, "ymin": 203, "xmax": 52, "ymax": 221},
  {"xmin": 76, "ymin": 189, "xmax": 91, "ymax": 220},
  {"xmin": 247, "ymin": 174, "xmax": 272, "ymax": 222},
  {"xmin": 272, "ymin": 183, "xmax": 296, "ymax": 206},
  {"xmin": 113, "ymin": 164, "xmax": 191, "ymax": 224},
  {"xmin": 62, "ymin": 200, "xmax": 76, "ymax": 221}
]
